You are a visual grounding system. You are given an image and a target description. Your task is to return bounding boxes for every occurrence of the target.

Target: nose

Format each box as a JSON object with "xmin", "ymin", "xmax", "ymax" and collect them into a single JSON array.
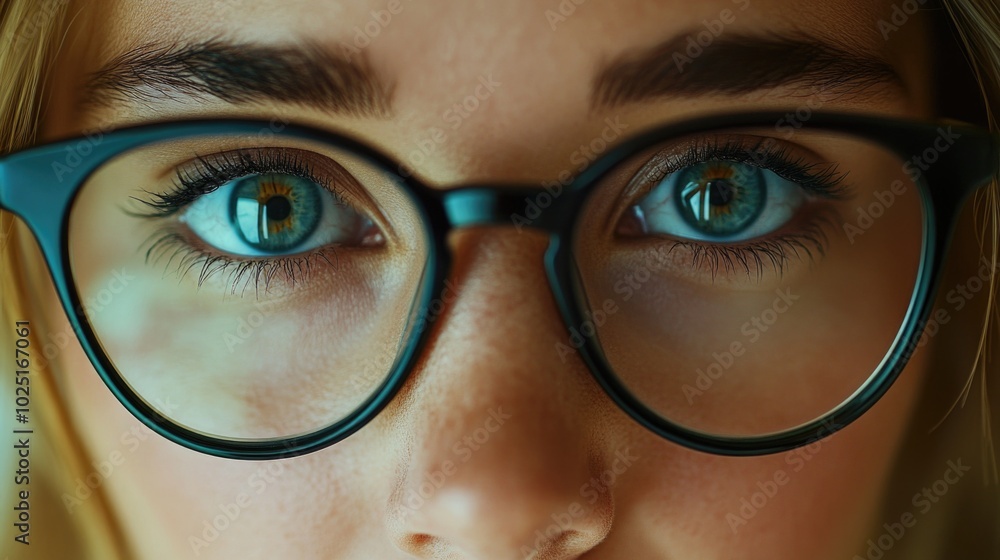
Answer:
[{"xmin": 385, "ymin": 229, "xmax": 615, "ymax": 559}]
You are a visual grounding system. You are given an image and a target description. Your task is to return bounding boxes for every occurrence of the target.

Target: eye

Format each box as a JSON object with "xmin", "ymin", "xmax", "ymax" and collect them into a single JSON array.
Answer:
[
  {"xmin": 619, "ymin": 159, "xmax": 807, "ymax": 243},
  {"xmin": 180, "ymin": 172, "xmax": 381, "ymax": 257}
]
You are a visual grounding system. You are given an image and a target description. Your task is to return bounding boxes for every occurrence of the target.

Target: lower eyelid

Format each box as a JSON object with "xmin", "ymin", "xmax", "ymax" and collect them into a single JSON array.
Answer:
[
  {"xmin": 614, "ymin": 202, "xmax": 840, "ymax": 273},
  {"xmin": 141, "ymin": 222, "xmax": 356, "ymax": 294}
]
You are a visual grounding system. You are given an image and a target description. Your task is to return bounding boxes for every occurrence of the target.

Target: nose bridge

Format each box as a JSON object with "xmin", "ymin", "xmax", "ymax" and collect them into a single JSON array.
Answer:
[
  {"xmin": 384, "ymin": 228, "xmax": 616, "ymax": 558},
  {"xmin": 440, "ymin": 185, "xmax": 572, "ymax": 233}
]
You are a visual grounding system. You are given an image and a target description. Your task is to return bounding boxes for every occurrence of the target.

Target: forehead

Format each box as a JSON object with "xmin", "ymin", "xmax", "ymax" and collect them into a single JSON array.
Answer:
[
  {"xmin": 93, "ymin": 0, "xmax": 901, "ymax": 96},
  {"xmin": 52, "ymin": 0, "xmax": 928, "ymax": 183},
  {"xmin": 100, "ymin": 0, "xmax": 885, "ymax": 43}
]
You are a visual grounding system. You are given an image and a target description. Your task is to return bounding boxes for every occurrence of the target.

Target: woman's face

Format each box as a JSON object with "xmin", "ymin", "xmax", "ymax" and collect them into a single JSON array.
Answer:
[{"xmin": 42, "ymin": 0, "xmax": 935, "ymax": 558}]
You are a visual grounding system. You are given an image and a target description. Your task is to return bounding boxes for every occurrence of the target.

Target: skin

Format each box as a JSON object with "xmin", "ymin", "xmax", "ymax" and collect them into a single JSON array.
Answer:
[{"xmin": 36, "ymin": 0, "xmax": 939, "ymax": 558}]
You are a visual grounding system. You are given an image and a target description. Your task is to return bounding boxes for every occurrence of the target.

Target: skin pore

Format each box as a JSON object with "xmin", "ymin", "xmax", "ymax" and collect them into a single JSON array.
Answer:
[{"xmin": 37, "ymin": 0, "xmax": 937, "ymax": 558}]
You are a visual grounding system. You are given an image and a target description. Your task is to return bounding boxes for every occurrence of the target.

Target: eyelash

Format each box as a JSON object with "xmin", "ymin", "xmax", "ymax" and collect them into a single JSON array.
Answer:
[
  {"xmin": 655, "ymin": 214, "xmax": 839, "ymax": 283},
  {"xmin": 133, "ymin": 149, "xmax": 344, "ymax": 216},
  {"xmin": 133, "ymin": 138, "xmax": 847, "ymax": 292},
  {"xmin": 134, "ymin": 150, "xmax": 348, "ymax": 295},
  {"xmin": 623, "ymin": 138, "xmax": 852, "ymax": 281},
  {"xmin": 630, "ymin": 137, "xmax": 851, "ymax": 200},
  {"xmin": 142, "ymin": 228, "xmax": 343, "ymax": 296}
]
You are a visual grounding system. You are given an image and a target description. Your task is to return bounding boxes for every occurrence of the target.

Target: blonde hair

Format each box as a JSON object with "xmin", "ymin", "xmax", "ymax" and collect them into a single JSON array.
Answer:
[
  {"xmin": 0, "ymin": 1, "xmax": 997, "ymax": 558},
  {"xmin": 943, "ymin": 0, "xmax": 1000, "ymax": 470},
  {"xmin": 881, "ymin": 2, "xmax": 1000, "ymax": 557},
  {"xmin": 0, "ymin": 0, "xmax": 129, "ymax": 558}
]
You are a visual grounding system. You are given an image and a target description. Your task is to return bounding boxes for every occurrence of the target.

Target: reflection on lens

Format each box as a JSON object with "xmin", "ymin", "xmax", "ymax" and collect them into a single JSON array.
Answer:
[
  {"xmin": 230, "ymin": 173, "xmax": 323, "ymax": 252},
  {"xmin": 573, "ymin": 130, "xmax": 925, "ymax": 437},
  {"xmin": 676, "ymin": 160, "xmax": 765, "ymax": 236},
  {"xmin": 68, "ymin": 136, "xmax": 430, "ymax": 441}
]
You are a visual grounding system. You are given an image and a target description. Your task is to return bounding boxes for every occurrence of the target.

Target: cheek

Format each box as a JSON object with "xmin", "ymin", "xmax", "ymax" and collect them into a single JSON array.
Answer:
[
  {"xmin": 56, "ymin": 322, "xmax": 368, "ymax": 558},
  {"xmin": 583, "ymin": 262, "xmax": 918, "ymax": 438},
  {"xmin": 621, "ymin": 349, "xmax": 928, "ymax": 558}
]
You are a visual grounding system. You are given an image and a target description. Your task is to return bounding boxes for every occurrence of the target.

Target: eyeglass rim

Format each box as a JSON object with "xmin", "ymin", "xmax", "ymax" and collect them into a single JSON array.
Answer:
[{"xmin": 0, "ymin": 110, "xmax": 996, "ymax": 459}]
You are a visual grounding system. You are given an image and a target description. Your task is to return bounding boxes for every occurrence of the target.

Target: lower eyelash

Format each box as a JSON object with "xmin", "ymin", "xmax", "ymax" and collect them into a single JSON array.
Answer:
[
  {"xmin": 142, "ymin": 227, "xmax": 342, "ymax": 297},
  {"xmin": 657, "ymin": 213, "xmax": 836, "ymax": 283}
]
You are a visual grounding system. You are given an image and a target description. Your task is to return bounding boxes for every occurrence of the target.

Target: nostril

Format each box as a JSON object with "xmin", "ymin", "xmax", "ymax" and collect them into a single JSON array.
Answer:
[
  {"xmin": 399, "ymin": 529, "xmax": 589, "ymax": 560},
  {"xmin": 398, "ymin": 532, "xmax": 444, "ymax": 557},
  {"xmin": 400, "ymin": 532, "xmax": 491, "ymax": 560},
  {"xmin": 522, "ymin": 529, "xmax": 604, "ymax": 560}
]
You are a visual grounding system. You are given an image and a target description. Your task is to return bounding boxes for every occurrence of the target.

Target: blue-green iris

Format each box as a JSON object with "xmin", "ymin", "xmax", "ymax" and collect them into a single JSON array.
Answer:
[
  {"xmin": 230, "ymin": 174, "xmax": 322, "ymax": 253},
  {"xmin": 675, "ymin": 161, "xmax": 765, "ymax": 237}
]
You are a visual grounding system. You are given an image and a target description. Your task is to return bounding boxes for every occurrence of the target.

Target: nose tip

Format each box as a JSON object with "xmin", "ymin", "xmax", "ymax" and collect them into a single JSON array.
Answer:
[
  {"xmin": 384, "ymin": 405, "xmax": 615, "ymax": 560},
  {"xmin": 389, "ymin": 482, "xmax": 613, "ymax": 560},
  {"xmin": 381, "ymin": 228, "xmax": 618, "ymax": 559}
]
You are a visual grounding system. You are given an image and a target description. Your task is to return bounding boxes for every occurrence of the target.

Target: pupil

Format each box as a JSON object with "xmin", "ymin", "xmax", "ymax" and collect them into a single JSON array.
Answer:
[
  {"xmin": 708, "ymin": 179, "xmax": 735, "ymax": 206},
  {"xmin": 265, "ymin": 196, "xmax": 292, "ymax": 222}
]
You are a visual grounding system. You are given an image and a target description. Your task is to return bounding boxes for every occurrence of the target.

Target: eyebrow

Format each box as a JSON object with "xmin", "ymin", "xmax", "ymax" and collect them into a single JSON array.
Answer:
[
  {"xmin": 84, "ymin": 33, "xmax": 903, "ymax": 119},
  {"xmin": 592, "ymin": 32, "xmax": 907, "ymax": 109},
  {"xmin": 83, "ymin": 40, "xmax": 393, "ymax": 118}
]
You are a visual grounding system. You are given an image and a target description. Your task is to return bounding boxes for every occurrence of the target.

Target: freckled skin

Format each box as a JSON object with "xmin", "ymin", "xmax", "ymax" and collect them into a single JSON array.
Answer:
[{"xmin": 40, "ymin": 0, "xmax": 936, "ymax": 558}]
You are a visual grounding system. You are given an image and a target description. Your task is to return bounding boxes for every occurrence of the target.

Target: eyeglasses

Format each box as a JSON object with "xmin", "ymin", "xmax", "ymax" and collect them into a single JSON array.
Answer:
[{"xmin": 1, "ymin": 111, "xmax": 996, "ymax": 459}]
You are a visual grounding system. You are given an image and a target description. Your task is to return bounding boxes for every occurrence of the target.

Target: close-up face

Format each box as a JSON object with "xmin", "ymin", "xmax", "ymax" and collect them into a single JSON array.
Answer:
[{"xmin": 26, "ymin": 0, "xmax": 959, "ymax": 558}]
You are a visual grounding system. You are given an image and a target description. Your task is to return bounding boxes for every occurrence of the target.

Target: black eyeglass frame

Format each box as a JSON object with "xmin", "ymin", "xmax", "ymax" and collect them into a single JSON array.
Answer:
[{"xmin": 1, "ymin": 110, "xmax": 997, "ymax": 460}]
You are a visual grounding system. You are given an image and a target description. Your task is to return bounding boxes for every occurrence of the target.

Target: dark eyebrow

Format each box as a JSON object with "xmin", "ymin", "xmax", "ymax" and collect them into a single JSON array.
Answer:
[
  {"xmin": 592, "ymin": 32, "xmax": 907, "ymax": 110},
  {"xmin": 83, "ymin": 40, "xmax": 394, "ymax": 117}
]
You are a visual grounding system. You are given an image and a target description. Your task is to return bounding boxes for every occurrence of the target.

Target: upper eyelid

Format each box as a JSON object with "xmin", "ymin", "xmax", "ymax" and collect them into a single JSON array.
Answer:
[
  {"xmin": 639, "ymin": 139, "xmax": 851, "ymax": 205},
  {"xmin": 134, "ymin": 148, "xmax": 399, "ymax": 243},
  {"xmin": 602, "ymin": 137, "xmax": 851, "ymax": 236},
  {"xmin": 177, "ymin": 150, "xmax": 348, "ymax": 200},
  {"xmin": 127, "ymin": 150, "xmax": 331, "ymax": 217}
]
